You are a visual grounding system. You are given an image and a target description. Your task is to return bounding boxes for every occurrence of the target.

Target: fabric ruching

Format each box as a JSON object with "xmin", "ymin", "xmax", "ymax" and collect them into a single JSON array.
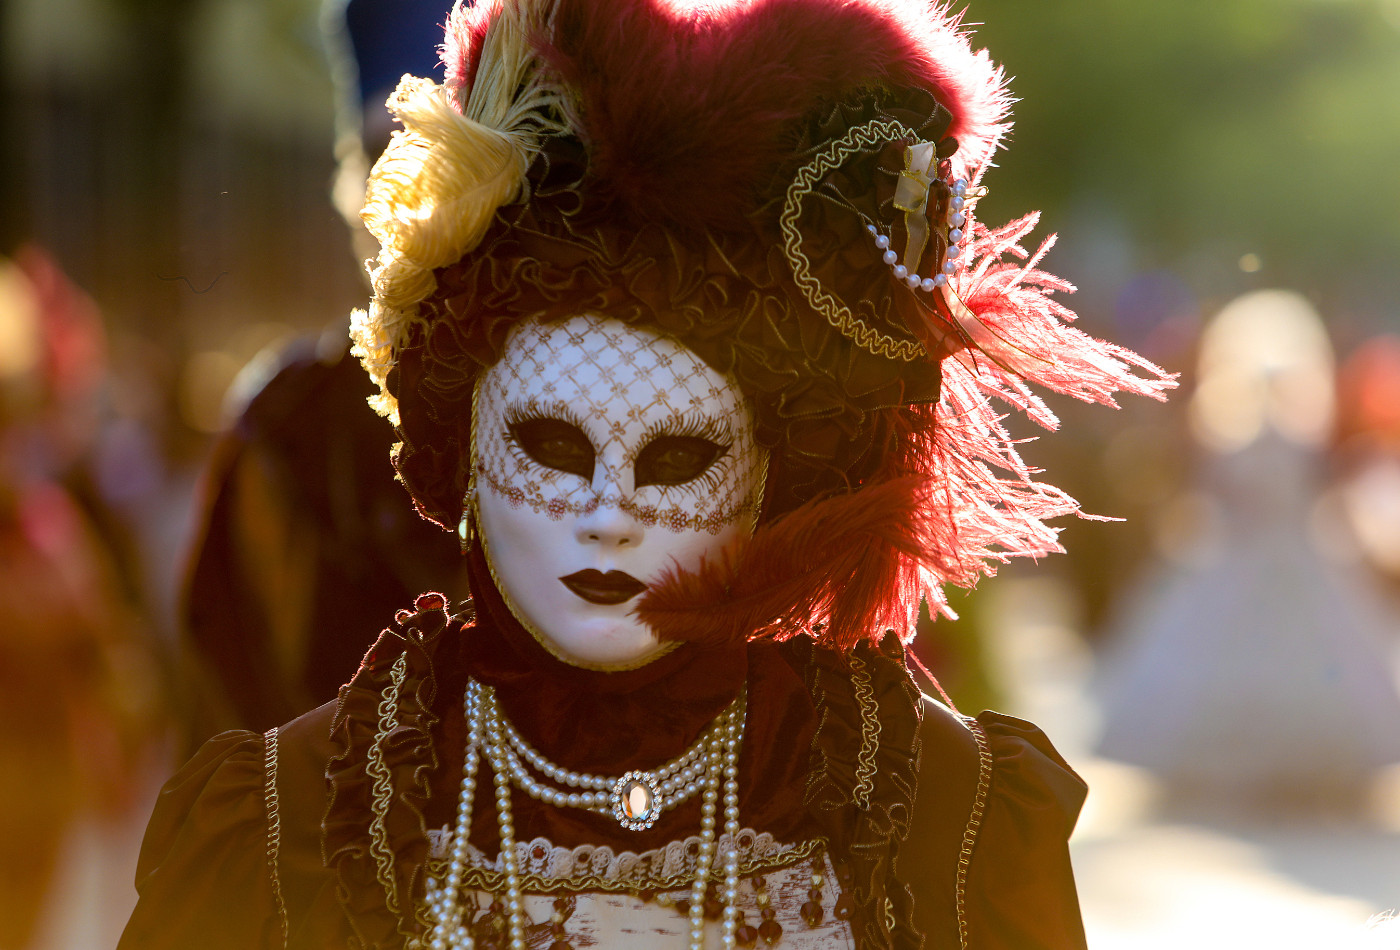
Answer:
[
  {"xmin": 323, "ymin": 593, "xmax": 453, "ymax": 948},
  {"xmin": 118, "ymin": 731, "xmax": 281, "ymax": 950},
  {"xmin": 801, "ymin": 635, "xmax": 925, "ymax": 949},
  {"xmin": 905, "ymin": 702, "xmax": 1089, "ymax": 950}
]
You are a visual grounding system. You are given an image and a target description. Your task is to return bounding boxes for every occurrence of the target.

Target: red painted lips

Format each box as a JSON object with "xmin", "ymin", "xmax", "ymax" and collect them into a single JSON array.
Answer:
[{"xmin": 559, "ymin": 569, "xmax": 648, "ymax": 605}]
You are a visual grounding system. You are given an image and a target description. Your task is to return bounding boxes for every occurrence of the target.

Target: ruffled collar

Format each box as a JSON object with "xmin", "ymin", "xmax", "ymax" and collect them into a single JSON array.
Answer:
[{"xmin": 323, "ymin": 559, "xmax": 820, "ymax": 946}]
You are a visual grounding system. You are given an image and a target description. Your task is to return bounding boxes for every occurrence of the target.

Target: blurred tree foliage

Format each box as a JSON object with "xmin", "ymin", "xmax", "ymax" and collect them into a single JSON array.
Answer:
[{"xmin": 973, "ymin": 0, "xmax": 1400, "ymax": 329}]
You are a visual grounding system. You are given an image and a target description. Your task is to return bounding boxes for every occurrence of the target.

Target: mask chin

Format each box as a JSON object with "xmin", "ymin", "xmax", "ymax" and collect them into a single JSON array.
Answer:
[
  {"xmin": 549, "ymin": 612, "xmax": 667, "ymax": 667},
  {"xmin": 473, "ymin": 485, "xmax": 686, "ymax": 671}
]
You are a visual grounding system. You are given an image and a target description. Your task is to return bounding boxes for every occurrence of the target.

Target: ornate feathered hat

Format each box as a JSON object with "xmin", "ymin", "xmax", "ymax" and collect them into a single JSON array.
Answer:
[{"xmin": 350, "ymin": 0, "xmax": 1174, "ymax": 652}]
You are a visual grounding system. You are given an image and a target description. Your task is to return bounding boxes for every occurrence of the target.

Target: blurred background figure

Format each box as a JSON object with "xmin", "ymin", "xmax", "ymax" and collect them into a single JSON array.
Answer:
[
  {"xmin": 0, "ymin": 247, "xmax": 163, "ymax": 950},
  {"xmin": 1332, "ymin": 335, "xmax": 1400, "ymax": 601},
  {"xmin": 1095, "ymin": 290, "xmax": 1400, "ymax": 813},
  {"xmin": 175, "ymin": 0, "xmax": 463, "ymax": 748}
]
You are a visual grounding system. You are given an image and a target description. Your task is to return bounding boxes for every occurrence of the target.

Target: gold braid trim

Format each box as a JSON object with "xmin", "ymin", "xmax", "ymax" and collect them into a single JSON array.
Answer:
[
  {"xmin": 367, "ymin": 652, "xmax": 410, "ymax": 914},
  {"xmin": 955, "ymin": 715, "xmax": 993, "ymax": 950},
  {"xmin": 262, "ymin": 727, "xmax": 289, "ymax": 949},
  {"xmin": 848, "ymin": 654, "xmax": 882, "ymax": 810},
  {"xmin": 428, "ymin": 836, "xmax": 827, "ymax": 895},
  {"xmin": 780, "ymin": 116, "xmax": 927, "ymax": 363}
]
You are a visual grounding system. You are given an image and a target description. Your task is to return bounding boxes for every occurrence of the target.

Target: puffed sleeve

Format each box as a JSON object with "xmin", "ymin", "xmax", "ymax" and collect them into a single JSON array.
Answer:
[
  {"xmin": 905, "ymin": 702, "xmax": 1088, "ymax": 950},
  {"xmin": 118, "ymin": 730, "xmax": 284, "ymax": 950}
]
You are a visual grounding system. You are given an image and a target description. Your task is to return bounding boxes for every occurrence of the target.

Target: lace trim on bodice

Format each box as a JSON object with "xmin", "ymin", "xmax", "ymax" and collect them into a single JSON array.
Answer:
[{"xmin": 425, "ymin": 827, "xmax": 825, "ymax": 893}]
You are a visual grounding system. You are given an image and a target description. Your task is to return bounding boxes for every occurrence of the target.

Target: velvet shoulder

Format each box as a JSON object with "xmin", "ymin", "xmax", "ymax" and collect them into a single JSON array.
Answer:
[
  {"xmin": 119, "ymin": 730, "xmax": 280, "ymax": 949},
  {"xmin": 906, "ymin": 701, "xmax": 1089, "ymax": 950},
  {"xmin": 120, "ymin": 698, "xmax": 344, "ymax": 950}
]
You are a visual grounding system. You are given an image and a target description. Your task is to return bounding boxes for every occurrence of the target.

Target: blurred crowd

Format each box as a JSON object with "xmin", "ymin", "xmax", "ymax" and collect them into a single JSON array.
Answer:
[{"xmin": 1, "ymin": 0, "xmax": 1398, "ymax": 947}]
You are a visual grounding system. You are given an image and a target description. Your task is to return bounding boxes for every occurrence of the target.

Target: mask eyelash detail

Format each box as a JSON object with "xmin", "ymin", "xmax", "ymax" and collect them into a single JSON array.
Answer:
[
  {"xmin": 502, "ymin": 399, "xmax": 592, "ymax": 435},
  {"xmin": 635, "ymin": 411, "xmax": 738, "ymax": 495},
  {"xmin": 639, "ymin": 410, "xmax": 732, "ymax": 447},
  {"xmin": 502, "ymin": 399, "xmax": 595, "ymax": 481}
]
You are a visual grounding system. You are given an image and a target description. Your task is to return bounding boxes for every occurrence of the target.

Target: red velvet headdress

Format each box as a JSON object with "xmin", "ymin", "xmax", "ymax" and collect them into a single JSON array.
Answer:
[{"xmin": 351, "ymin": 0, "xmax": 1175, "ymax": 654}]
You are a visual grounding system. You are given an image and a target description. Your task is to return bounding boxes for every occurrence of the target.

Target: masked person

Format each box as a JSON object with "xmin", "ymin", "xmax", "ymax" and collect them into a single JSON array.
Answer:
[{"xmin": 121, "ymin": 1, "xmax": 1172, "ymax": 947}]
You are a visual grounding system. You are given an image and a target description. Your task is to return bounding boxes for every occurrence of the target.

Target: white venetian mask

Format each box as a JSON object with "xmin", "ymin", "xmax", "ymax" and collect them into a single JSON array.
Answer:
[{"xmin": 472, "ymin": 314, "xmax": 766, "ymax": 668}]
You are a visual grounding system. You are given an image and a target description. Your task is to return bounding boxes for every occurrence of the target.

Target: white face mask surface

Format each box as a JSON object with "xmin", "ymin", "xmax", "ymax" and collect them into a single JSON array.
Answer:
[{"xmin": 472, "ymin": 314, "xmax": 766, "ymax": 668}]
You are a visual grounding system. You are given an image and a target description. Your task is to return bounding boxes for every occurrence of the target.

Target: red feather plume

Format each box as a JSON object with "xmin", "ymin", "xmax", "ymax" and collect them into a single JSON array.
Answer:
[{"xmin": 635, "ymin": 476, "xmax": 935, "ymax": 650}]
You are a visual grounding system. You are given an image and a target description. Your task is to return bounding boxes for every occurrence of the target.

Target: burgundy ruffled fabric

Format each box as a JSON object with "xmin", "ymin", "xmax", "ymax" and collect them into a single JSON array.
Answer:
[
  {"xmin": 903, "ymin": 706, "xmax": 1090, "ymax": 950},
  {"xmin": 323, "ymin": 594, "xmax": 453, "ymax": 947},
  {"xmin": 960, "ymin": 713, "xmax": 1089, "ymax": 950},
  {"xmin": 119, "ymin": 731, "xmax": 281, "ymax": 949},
  {"xmin": 118, "ymin": 701, "xmax": 349, "ymax": 950},
  {"xmin": 799, "ymin": 635, "xmax": 926, "ymax": 947},
  {"xmin": 120, "ymin": 586, "xmax": 1089, "ymax": 950}
]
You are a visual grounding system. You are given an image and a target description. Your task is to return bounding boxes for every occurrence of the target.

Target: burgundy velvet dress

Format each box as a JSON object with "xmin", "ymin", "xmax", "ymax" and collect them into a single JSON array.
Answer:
[{"xmin": 121, "ymin": 556, "xmax": 1088, "ymax": 950}]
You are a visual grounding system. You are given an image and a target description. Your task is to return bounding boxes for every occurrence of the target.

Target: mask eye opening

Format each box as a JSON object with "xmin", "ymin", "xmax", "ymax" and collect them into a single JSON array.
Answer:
[
  {"xmin": 634, "ymin": 434, "xmax": 729, "ymax": 488},
  {"xmin": 506, "ymin": 414, "xmax": 596, "ymax": 480}
]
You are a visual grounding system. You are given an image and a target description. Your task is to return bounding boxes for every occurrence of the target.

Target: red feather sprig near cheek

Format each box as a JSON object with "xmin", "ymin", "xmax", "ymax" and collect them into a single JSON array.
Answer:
[{"xmin": 634, "ymin": 476, "xmax": 935, "ymax": 650}]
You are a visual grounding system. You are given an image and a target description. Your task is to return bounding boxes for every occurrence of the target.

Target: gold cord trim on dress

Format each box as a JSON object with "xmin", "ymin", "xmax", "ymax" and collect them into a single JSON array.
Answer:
[
  {"xmin": 262, "ymin": 726, "xmax": 289, "ymax": 949},
  {"xmin": 367, "ymin": 652, "xmax": 409, "ymax": 914},
  {"xmin": 780, "ymin": 116, "xmax": 927, "ymax": 363},
  {"xmin": 955, "ymin": 715, "xmax": 993, "ymax": 950},
  {"xmin": 848, "ymin": 654, "xmax": 881, "ymax": 810}
]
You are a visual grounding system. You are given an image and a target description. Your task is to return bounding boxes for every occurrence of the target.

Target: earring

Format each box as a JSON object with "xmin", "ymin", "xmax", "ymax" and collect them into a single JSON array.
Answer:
[{"xmin": 458, "ymin": 477, "xmax": 477, "ymax": 554}]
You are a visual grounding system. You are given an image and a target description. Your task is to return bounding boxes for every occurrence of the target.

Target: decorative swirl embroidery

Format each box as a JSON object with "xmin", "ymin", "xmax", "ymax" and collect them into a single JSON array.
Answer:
[
  {"xmin": 955, "ymin": 715, "xmax": 994, "ymax": 950},
  {"xmin": 263, "ymin": 726, "xmax": 288, "ymax": 949},
  {"xmin": 848, "ymin": 654, "xmax": 882, "ymax": 811},
  {"xmin": 780, "ymin": 115, "xmax": 927, "ymax": 363},
  {"xmin": 424, "ymin": 830, "xmax": 826, "ymax": 895},
  {"xmin": 367, "ymin": 652, "xmax": 410, "ymax": 914}
]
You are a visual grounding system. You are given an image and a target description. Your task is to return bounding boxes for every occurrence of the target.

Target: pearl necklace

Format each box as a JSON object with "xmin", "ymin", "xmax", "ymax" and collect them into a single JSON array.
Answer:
[
  {"xmin": 492, "ymin": 689, "xmax": 727, "ymax": 830},
  {"xmin": 424, "ymin": 679, "xmax": 748, "ymax": 950}
]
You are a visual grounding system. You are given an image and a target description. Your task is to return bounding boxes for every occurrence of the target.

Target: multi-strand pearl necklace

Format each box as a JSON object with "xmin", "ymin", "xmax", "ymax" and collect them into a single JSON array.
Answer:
[
  {"xmin": 424, "ymin": 679, "xmax": 748, "ymax": 950},
  {"xmin": 493, "ymin": 688, "xmax": 723, "ymax": 831}
]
